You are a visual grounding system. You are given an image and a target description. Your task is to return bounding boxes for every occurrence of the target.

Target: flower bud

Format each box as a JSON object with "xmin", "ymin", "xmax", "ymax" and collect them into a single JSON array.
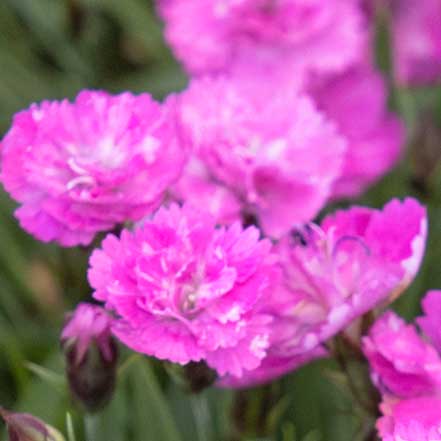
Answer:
[
  {"xmin": 0, "ymin": 407, "xmax": 65, "ymax": 441},
  {"xmin": 61, "ymin": 303, "xmax": 118, "ymax": 412},
  {"xmin": 166, "ymin": 361, "xmax": 217, "ymax": 393}
]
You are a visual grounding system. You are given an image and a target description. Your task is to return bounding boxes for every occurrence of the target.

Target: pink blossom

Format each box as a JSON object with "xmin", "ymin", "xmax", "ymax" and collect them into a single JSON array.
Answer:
[
  {"xmin": 0, "ymin": 90, "xmax": 186, "ymax": 246},
  {"xmin": 158, "ymin": 0, "xmax": 367, "ymax": 79},
  {"xmin": 274, "ymin": 198, "xmax": 426, "ymax": 355},
  {"xmin": 377, "ymin": 396, "xmax": 441, "ymax": 441},
  {"xmin": 417, "ymin": 290, "xmax": 441, "ymax": 354},
  {"xmin": 218, "ymin": 346, "xmax": 326, "ymax": 388},
  {"xmin": 363, "ymin": 311, "xmax": 441, "ymax": 398},
  {"xmin": 364, "ymin": 291, "xmax": 441, "ymax": 440},
  {"xmin": 88, "ymin": 204, "xmax": 277, "ymax": 378},
  {"xmin": 179, "ymin": 75, "xmax": 346, "ymax": 237},
  {"xmin": 61, "ymin": 303, "xmax": 115, "ymax": 366},
  {"xmin": 388, "ymin": 0, "xmax": 441, "ymax": 86},
  {"xmin": 171, "ymin": 157, "xmax": 242, "ymax": 226},
  {"xmin": 310, "ymin": 66, "xmax": 404, "ymax": 198}
]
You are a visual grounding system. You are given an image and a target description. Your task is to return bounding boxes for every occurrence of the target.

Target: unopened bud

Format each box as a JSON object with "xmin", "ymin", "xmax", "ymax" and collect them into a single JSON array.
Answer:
[
  {"xmin": 166, "ymin": 361, "xmax": 217, "ymax": 393},
  {"xmin": 61, "ymin": 303, "xmax": 118, "ymax": 412},
  {"xmin": 0, "ymin": 407, "xmax": 65, "ymax": 441}
]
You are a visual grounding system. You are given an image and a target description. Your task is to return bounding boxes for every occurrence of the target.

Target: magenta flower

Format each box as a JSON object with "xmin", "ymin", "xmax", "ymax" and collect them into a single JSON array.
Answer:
[
  {"xmin": 88, "ymin": 204, "xmax": 277, "ymax": 378},
  {"xmin": 363, "ymin": 310, "xmax": 441, "ymax": 398},
  {"xmin": 387, "ymin": 0, "xmax": 441, "ymax": 86},
  {"xmin": 273, "ymin": 198, "xmax": 426, "ymax": 356},
  {"xmin": 218, "ymin": 346, "xmax": 326, "ymax": 388},
  {"xmin": 179, "ymin": 75, "xmax": 346, "ymax": 237},
  {"xmin": 364, "ymin": 291, "xmax": 441, "ymax": 440},
  {"xmin": 311, "ymin": 66, "xmax": 404, "ymax": 198},
  {"xmin": 171, "ymin": 157, "xmax": 242, "ymax": 226},
  {"xmin": 1, "ymin": 90, "xmax": 186, "ymax": 246},
  {"xmin": 378, "ymin": 396, "xmax": 441, "ymax": 441},
  {"xmin": 416, "ymin": 290, "xmax": 441, "ymax": 354},
  {"xmin": 158, "ymin": 0, "xmax": 366, "ymax": 79}
]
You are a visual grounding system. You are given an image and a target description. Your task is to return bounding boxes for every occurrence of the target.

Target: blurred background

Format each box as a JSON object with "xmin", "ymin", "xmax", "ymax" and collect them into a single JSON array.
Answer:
[{"xmin": 0, "ymin": 1, "xmax": 440, "ymax": 440}]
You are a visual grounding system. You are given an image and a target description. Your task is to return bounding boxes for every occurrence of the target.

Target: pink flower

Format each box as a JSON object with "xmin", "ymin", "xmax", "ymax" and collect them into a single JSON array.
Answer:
[
  {"xmin": 218, "ymin": 346, "xmax": 326, "ymax": 388},
  {"xmin": 158, "ymin": 0, "xmax": 367, "ymax": 79},
  {"xmin": 377, "ymin": 396, "xmax": 441, "ymax": 441},
  {"xmin": 171, "ymin": 157, "xmax": 242, "ymax": 226},
  {"xmin": 363, "ymin": 311, "xmax": 441, "ymax": 398},
  {"xmin": 0, "ymin": 90, "xmax": 186, "ymax": 246},
  {"xmin": 61, "ymin": 303, "xmax": 115, "ymax": 366},
  {"xmin": 179, "ymin": 75, "xmax": 346, "ymax": 237},
  {"xmin": 274, "ymin": 198, "xmax": 426, "ymax": 355},
  {"xmin": 388, "ymin": 0, "xmax": 441, "ymax": 86},
  {"xmin": 88, "ymin": 204, "xmax": 277, "ymax": 378},
  {"xmin": 364, "ymin": 291, "xmax": 441, "ymax": 439},
  {"xmin": 310, "ymin": 66, "xmax": 404, "ymax": 198},
  {"xmin": 416, "ymin": 290, "xmax": 441, "ymax": 354}
]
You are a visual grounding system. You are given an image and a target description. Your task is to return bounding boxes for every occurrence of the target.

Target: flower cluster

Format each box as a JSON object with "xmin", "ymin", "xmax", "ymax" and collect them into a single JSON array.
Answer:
[
  {"xmin": 0, "ymin": 0, "xmax": 438, "ymax": 424},
  {"xmin": 363, "ymin": 291, "xmax": 441, "ymax": 439}
]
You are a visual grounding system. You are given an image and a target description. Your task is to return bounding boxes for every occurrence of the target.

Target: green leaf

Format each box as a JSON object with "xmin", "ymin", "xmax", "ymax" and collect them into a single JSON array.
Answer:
[
  {"xmin": 66, "ymin": 413, "xmax": 77, "ymax": 441},
  {"xmin": 128, "ymin": 359, "xmax": 182, "ymax": 441}
]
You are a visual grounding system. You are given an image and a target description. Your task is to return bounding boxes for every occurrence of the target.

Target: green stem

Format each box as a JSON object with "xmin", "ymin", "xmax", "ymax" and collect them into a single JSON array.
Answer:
[
  {"xmin": 190, "ymin": 394, "xmax": 212, "ymax": 441},
  {"xmin": 118, "ymin": 353, "xmax": 143, "ymax": 377},
  {"xmin": 84, "ymin": 413, "xmax": 100, "ymax": 441}
]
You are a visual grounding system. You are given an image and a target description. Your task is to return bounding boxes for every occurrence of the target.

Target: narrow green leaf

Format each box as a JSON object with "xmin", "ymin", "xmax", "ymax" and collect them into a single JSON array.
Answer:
[
  {"xmin": 129, "ymin": 360, "xmax": 182, "ymax": 441},
  {"xmin": 66, "ymin": 413, "xmax": 77, "ymax": 441}
]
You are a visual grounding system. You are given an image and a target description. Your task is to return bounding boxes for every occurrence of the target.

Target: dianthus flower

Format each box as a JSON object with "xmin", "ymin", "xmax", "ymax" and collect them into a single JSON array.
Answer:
[
  {"xmin": 158, "ymin": 0, "xmax": 366, "ymax": 79},
  {"xmin": 363, "ymin": 309, "xmax": 441, "ymax": 398},
  {"xmin": 363, "ymin": 290, "xmax": 441, "ymax": 440},
  {"xmin": 273, "ymin": 198, "xmax": 426, "ymax": 356},
  {"xmin": 386, "ymin": 0, "xmax": 441, "ymax": 86},
  {"xmin": 222, "ymin": 198, "xmax": 427, "ymax": 388},
  {"xmin": 88, "ymin": 204, "xmax": 277, "ymax": 378},
  {"xmin": 218, "ymin": 345, "xmax": 326, "ymax": 388},
  {"xmin": 179, "ymin": 75, "xmax": 346, "ymax": 237},
  {"xmin": 377, "ymin": 396, "xmax": 441, "ymax": 441},
  {"xmin": 310, "ymin": 66, "xmax": 404, "ymax": 198},
  {"xmin": 171, "ymin": 157, "xmax": 242, "ymax": 226},
  {"xmin": 0, "ymin": 90, "xmax": 186, "ymax": 246}
]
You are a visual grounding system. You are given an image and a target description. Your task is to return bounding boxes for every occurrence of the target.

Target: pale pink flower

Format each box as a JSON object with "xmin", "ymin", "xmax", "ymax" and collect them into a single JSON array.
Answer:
[
  {"xmin": 179, "ymin": 74, "xmax": 346, "ymax": 237},
  {"xmin": 310, "ymin": 66, "xmax": 404, "ymax": 198},
  {"xmin": 388, "ymin": 0, "xmax": 441, "ymax": 86},
  {"xmin": 88, "ymin": 204, "xmax": 277, "ymax": 378},
  {"xmin": 274, "ymin": 198, "xmax": 426, "ymax": 356},
  {"xmin": 0, "ymin": 90, "xmax": 186, "ymax": 246},
  {"xmin": 158, "ymin": 0, "xmax": 366, "ymax": 80},
  {"xmin": 377, "ymin": 396, "xmax": 441, "ymax": 441}
]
